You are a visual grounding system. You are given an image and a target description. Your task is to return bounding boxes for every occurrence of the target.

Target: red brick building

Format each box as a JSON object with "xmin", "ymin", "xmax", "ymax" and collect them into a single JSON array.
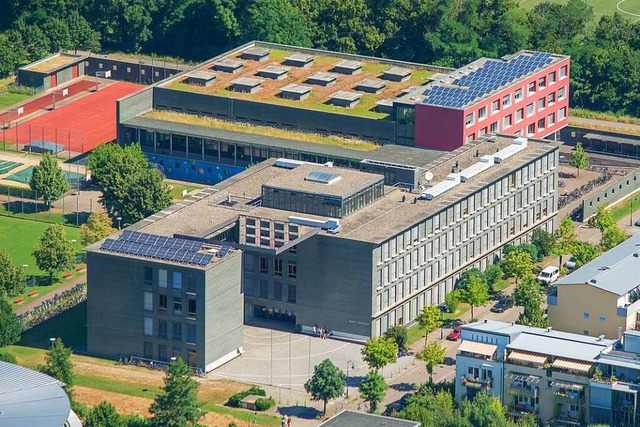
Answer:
[{"xmin": 408, "ymin": 51, "xmax": 570, "ymax": 151}]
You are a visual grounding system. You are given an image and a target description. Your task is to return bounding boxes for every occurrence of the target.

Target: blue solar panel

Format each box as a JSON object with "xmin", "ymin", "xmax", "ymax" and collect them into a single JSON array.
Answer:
[
  {"xmin": 217, "ymin": 244, "xmax": 231, "ymax": 257},
  {"xmin": 201, "ymin": 254, "xmax": 214, "ymax": 265}
]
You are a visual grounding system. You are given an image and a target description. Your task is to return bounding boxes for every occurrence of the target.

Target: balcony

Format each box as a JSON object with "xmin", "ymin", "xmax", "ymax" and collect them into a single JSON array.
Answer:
[
  {"xmin": 508, "ymin": 383, "xmax": 538, "ymax": 398},
  {"xmin": 617, "ymin": 298, "xmax": 640, "ymax": 318},
  {"xmin": 462, "ymin": 376, "xmax": 492, "ymax": 389}
]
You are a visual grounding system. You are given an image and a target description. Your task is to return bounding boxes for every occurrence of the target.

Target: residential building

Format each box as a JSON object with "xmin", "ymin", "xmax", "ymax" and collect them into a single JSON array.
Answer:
[
  {"xmin": 590, "ymin": 330, "xmax": 640, "ymax": 426},
  {"xmin": 87, "ymin": 134, "xmax": 559, "ymax": 351},
  {"xmin": 318, "ymin": 410, "xmax": 420, "ymax": 427},
  {"xmin": 548, "ymin": 234, "xmax": 640, "ymax": 339},
  {"xmin": 455, "ymin": 320, "xmax": 615, "ymax": 426}
]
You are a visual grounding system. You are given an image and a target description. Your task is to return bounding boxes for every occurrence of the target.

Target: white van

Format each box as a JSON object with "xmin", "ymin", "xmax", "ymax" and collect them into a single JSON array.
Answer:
[{"xmin": 537, "ymin": 266, "xmax": 560, "ymax": 285}]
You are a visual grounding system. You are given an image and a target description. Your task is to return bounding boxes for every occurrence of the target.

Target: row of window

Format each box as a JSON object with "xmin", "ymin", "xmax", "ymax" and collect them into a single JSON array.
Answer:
[
  {"xmin": 144, "ymin": 292, "xmax": 197, "ymax": 318},
  {"xmin": 469, "ymin": 106, "xmax": 566, "ymax": 142},
  {"xmin": 257, "ymin": 257, "xmax": 297, "ymax": 278},
  {"xmin": 466, "ymin": 86, "xmax": 567, "ymax": 128},
  {"xmin": 93, "ymin": 61, "xmax": 173, "ymax": 78},
  {"xmin": 143, "ymin": 318, "xmax": 197, "ymax": 344},
  {"xmin": 142, "ymin": 342, "xmax": 196, "ymax": 365},
  {"xmin": 144, "ymin": 267, "xmax": 197, "ymax": 293},
  {"xmin": 244, "ymin": 279, "xmax": 297, "ymax": 303},
  {"xmin": 583, "ymin": 312, "xmax": 606, "ymax": 322}
]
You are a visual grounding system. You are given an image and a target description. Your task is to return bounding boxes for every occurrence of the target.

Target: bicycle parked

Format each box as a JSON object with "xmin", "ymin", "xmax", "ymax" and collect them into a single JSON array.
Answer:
[{"xmin": 16, "ymin": 283, "xmax": 87, "ymax": 331}]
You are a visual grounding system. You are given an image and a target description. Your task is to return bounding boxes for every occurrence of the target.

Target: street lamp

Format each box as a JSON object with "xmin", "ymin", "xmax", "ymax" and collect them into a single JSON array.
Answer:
[
  {"xmin": 346, "ymin": 360, "xmax": 355, "ymax": 398},
  {"xmin": 21, "ymin": 264, "xmax": 28, "ymax": 290},
  {"xmin": 116, "ymin": 217, "xmax": 122, "ymax": 230},
  {"xmin": 49, "ymin": 337, "xmax": 56, "ymax": 347}
]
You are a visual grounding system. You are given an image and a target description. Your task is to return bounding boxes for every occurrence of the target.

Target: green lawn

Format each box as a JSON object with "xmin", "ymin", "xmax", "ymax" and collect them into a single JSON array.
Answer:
[
  {"xmin": 518, "ymin": 0, "xmax": 639, "ymax": 19},
  {"xmin": 0, "ymin": 91, "xmax": 31, "ymax": 109},
  {"xmin": 167, "ymin": 181, "xmax": 203, "ymax": 200},
  {"xmin": 610, "ymin": 194, "xmax": 640, "ymax": 223}
]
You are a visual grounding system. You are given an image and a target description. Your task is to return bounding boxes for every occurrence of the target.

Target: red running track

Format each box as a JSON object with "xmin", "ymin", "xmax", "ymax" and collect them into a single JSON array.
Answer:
[{"xmin": 2, "ymin": 81, "xmax": 143, "ymax": 153}]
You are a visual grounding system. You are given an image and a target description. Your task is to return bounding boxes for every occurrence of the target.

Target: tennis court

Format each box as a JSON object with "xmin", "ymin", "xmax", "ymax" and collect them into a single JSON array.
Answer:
[
  {"xmin": 0, "ymin": 160, "xmax": 23, "ymax": 175},
  {"xmin": 5, "ymin": 166, "xmax": 85, "ymax": 185}
]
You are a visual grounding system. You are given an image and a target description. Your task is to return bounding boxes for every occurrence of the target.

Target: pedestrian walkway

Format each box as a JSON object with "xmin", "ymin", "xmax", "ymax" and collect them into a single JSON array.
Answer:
[{"xmin": 14, "ymin": 272, "xmax": 86, "ymax": 315}]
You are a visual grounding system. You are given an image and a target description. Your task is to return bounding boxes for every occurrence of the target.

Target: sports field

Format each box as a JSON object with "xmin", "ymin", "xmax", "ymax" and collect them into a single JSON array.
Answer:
[
  {"xmin": 5, "ymin": 165, "xmax": 84, "ymax": 185},
  {"xmin": 519, "ymin": 0, "xmax": 640, "ymax": 20}
]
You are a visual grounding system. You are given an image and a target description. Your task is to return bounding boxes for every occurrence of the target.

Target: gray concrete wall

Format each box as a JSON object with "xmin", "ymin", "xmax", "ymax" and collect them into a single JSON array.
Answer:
[
  {"xmin": 153, "ymin": 87, "xmax": 397, "ymax": 144},
  {"xmin": 17, "ymin": 70, "xmax": 46, "ymax": 89},
  {"xmin": 582, "ymin": 168, "xmax": 640, "ymax": 219},
  {"xmin": 85, "ymin": 57, "xmax": 182, "ymax": 84},
  {"xmin": 117, "ymin": 88, "xmax": 154, "ymax": 142},
  {"xmin": 55, "ymin": 66, "xmax": 75, "ymax": 86}
]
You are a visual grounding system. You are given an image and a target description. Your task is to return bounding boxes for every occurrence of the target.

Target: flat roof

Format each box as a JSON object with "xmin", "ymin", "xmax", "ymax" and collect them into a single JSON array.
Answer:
[
  {"xmin": 555, "ymin": 233, "xmax": 640, "ymax": 295},
  {"xmin": 286, "ymin": 53, "xmax": 314, "ymax": 63},
  {"xmin": 120, "ymin": 134, "xmax": 558, "ymax": 243},
  {"xmin": 584, "ymin": 132, "xmax": 640, "ymax": 146},
  {"xmin": 242, "ymin": 46, "xmax": 270, "ymax": 57},
  {"xmin": 334, "ymin": 59, "xmax": 363, "ymax": 70},
  {"xmin": 231, "ymin": 77, "xmax": 263, "ymax": 87},
  {"xmin": 307, "ymin": 72, "xmax": 337, "ymax": 82},
  {"xmin": 384, "ymin": 66, "xmax": 411, "ymax": 77},
  {"xmin": 319, "ymin": 410, "xmax": 420, "ymax": 427},
  {"xmin": 356, "ymin": 78, "xmax": 386, "ymax": 90},
  {"xmin": 263, "ymin": 163, "xmax": 383, "ymax": 198},
  {"xmin": 185, "ymin": 70, "xmax": 217, "ymax": 81},
  {"xmin": 257, "ymin": 65, "xmax": 289, "ymax": 76},
  {"xmin": 331, "ymin": 91, "xmax": 361, "ymax": 102},
  {"xmin": 214, "ymin": 59, "xmax": 244, "ymax": 69},
  {"xmin": 25, "ymin": 53, "xmax": 82, "ymax": 73},
  {"xmin": 280, "ymin": 84, "xmax": 311, "ymax": 95}
]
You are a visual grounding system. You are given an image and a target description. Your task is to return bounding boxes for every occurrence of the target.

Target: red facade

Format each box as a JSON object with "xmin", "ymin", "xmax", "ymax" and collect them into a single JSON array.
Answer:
[{"xmin": 414, "ymin": 57, "xmax": 570, "ymax": 150}]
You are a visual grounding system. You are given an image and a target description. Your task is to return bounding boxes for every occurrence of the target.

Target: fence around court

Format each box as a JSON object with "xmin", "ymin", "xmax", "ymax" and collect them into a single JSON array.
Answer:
[{"xmin": 1, "ymin": 124, "xmax": 87, "ymax": 156}]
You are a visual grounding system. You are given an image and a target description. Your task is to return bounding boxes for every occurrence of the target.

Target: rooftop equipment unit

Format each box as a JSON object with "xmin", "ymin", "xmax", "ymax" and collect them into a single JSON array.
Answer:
[
  {"xmin": 288, "ymin": 216, "xmax": 341, "ymax": 233},
  {"xmin": 421, "ymin": 173, "xmax": 460, "ymax": 200},
  {"xmin": 494, "ymin": 137, "xmax": 528, "ymax": 163},
  {"xmin": 459, "ymin": 155, "xmax": 495, "ymax": 182}
]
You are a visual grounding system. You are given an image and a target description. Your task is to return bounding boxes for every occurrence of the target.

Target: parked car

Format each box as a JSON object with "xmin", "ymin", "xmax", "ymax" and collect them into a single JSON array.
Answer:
[
  {"xmin": 447, "ymin": 326, "xmax": 462, "ymax": 341},
  {"xmin": 565, "ymin": 257, "xmax": 577, "ymax": 270},
  {"xmin": 491, "ymin": 297, "xmax": 514, "ymax": 313},
  {"xmin": 537, "ymin": 266, "xmax": 560, "ymax": 286},
  {"xmin": 635, "ymin": 219, "xmax": 640, "ymax": 227}
]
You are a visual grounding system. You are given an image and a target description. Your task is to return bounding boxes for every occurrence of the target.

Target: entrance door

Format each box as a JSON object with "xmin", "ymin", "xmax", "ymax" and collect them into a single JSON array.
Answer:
[
  {"xmin": 187, "ymin": 350, "xmax": 197, "ymax": 367},
  {"xmin": 50, "ymin": 74, "xmax": 57, "ymax": 88},
  {"xmin": 72, "ymin": 65, "xmax": 78, "ymax": 78}
]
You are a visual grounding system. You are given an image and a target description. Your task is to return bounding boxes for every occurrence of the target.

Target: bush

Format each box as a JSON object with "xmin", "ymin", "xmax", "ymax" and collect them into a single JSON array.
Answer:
[
  {"xmin": 226, "ymin": 386, "xmax": 266, "ymax": 407},
  {"xmin": 254, "ymin": 396, "xmax": 276, "ymax": 411},
  {"xmin": 71, "ymin": 401, "xmax": 90, "ymax": 420},
  {"xmin": 123, "ymin": 415, "xmax": 150, "ymax": 427},
  {"xmin": 445, "ymin": 290, "xmax": 460, "ymax": 313},
  {"xmin": 384, "ymin": 325, "xmax": 408, "ymax": 350},
  {"xmin": 517, "ymin": 243, "xmax": 539, "ymax": 262},
  {"xmin": 485, "ymin": 264, "xmax": 503, "ymax": 286},
  {"xmin": 0, "ymin": 351, "xmax": 17, "ymax": 364}
]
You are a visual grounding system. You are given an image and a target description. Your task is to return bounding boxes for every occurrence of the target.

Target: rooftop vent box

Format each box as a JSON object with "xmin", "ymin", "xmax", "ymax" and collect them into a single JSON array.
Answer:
[{"xmin": 305, "ymin": 170, "xmax": 342, "ymax": 185}]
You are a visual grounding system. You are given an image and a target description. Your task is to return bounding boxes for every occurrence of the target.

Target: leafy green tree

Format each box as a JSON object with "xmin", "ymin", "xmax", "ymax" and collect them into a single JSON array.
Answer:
[
  {"xmin": 67, "ymin": 11, "xmax": 101, "ymax": 52},
  {"xmin": 85, "ymin": 401, "xmax": 125, "ymax": 427},
  {"xmin": 29, "ymin": 153, "xmax": 70, "ymax": 208},
  {"xmin": 501, "ymin": 249, "xmax": 533, "ymax": 284},
  {"xmin": 460, "ymin": 274, "xmax": 490, "ymax": 319},
  {"xmin": 395, "ymin": 387, "xmax": 456, "ymax": 426},
  {"xmin": 572, "ymin": 241, "xmax": 600, "ymax": 268},
  {"xmin": 460, "ymin": 392, "xmax": 510, "ymax": 427},
  {"xmin": 570, "ymin": 142, "xmax": 590, "ymax": 177},
  {"xmin": 383, "ymin": 325, "xmax": 408, "ymax": 350},
  {"xmin": 416, "ymin": 341, "xmax": 445, "ymax": 383},
  {"xmin": 0, "ymin": 33, "xmax": 18, "ymax": 78},
  {"xmin": 150, "ymin": 357, "xmax": 205, "ymax": 427},
  {"xmin": 445, "ymin": 289, "xmax": 460, "ymax": 313},
  {"xmin": 416, "ymin": 304, "xmax": 441, "ymax": 345},
  {"xmin": 358, "ymin": 370, "xmax": 387, "ymax": 413},
  {"xmin": 38, "ymin": 338, "xmax": 74, "ymax": 399},
  {"xmin": 517, "ymin": 243, "xmax": 539, "ymax": 262},
  {"xmin": 513, "ymin": 275, "xmax": 548, "ymax": 328},
  {"xmin": 241, "ymin": 0, "xmax": 311, "ymax": 46},
  {"xmin": 118, "ymin": 168, "xmax": 172, "ymax": 225},
  {"xmin": 601, "ymin": 225, "xmax": 628, "ymax": 251},
  {"xmin": 484, "ymin": 263, "xmax": 503, "ymax": 287},
  {"xmin": 41, "ymin": 17, "xmax": 72, "ymax": 52},
  {"xmin": 33, "ymin": 224, "xmax": 75, "ymax": 284},
  {"xmin": 589, "ymin": 204, "xmax": 615, "ymax": 232},
  {"xmin": 0, "ymin": 299, "xmax": 21, "ymax": 348},
  {"xmin": 80, "ymin": 212, "xmax": 117, "ymax": 246},
  {"xmin": 0, "ymin": 249, "xmax": 25, "ymax": 298},
  {"xmin": 457, "ymin": 268, "xmax": 487, "ymax": 291},
  {"xmin": 553, "ymin": 217, "xmax": 577, "ymax": 268},
  {"xmin": 361, "ymin": 336, "xmax": 397, "ymax": 372},
  {"xmin": 531, "ymin": 228, "xmax": 554, "ymax": 258},
  {"xmin": 304, "ymin": 358, "xmax": 345, "ymax": 415}
]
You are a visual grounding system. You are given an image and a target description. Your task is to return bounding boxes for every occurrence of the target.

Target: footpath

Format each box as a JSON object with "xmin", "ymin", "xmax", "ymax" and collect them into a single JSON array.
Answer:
[{"xmin": 14, "ymin": 273, "xmax": 87, "ymax": 315}]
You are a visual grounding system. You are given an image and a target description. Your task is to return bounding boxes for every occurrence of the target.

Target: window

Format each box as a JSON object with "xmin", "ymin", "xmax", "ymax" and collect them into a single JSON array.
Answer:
[
  {"xmin": 466, "ymin": 133, "xmax": 475, "ymax": 144},
  {"xmin": 112, "ymin": 65, "xmax": 117, "ymax": 71},
  {"xmin": 583, "ymin": 312, "xmax": 590, "ymax": 319},
  {"xmin": 288, "ymin": 261, "xmax": 297, "ymax": 279},
  {"xmin": 141, "ymin": 69, "xmax": 146, "ymax": 75},
  {"xmin": 158, "ymin": 320, "xmax": 167, "ymax": 339},
  {"xmin": 127, "ymin": 66, "xmax": 131, "ymax": 73},
  {"xmin": 527, "ymin": 81, "xmax": 536, "ymax": 95},
  {"xmin": 259, "ymin": 257, "xmax": 268, "ymax": 274},
  {"xmin": 538, "ymin": 76, "xmax": 546, "ymax": 89},
  {"xmin": 186, "ymin": 325, "xmax": 196, "ymax": 344},
  {"xmin": 143, "ymin": 342, "xmax": 152, "ymax": 359},
  {"xmin": 478, "ymin": 106, "xmax": 487, "ymax": 120},
  {"xmin": 599, "ymin": 315, "xmax": 606, "ymax": 322},
  {"xmin": 491, "ymin": 99, "xmax": 500, "ymax": 113},
  {"xmin": 547, "ymin": 92, "xmax": 555, "ymax": 105},
  {"xmin": 172, "ymin": 272, "xmax": 182, "ymax": 290},
  {"xmin": 158, "ymin": 344, "xmax": 167, "ymax": 361},
  {"xmin": 479, "ymin": 127, "xmax": 487, "ymax": 136},
  {"xmin": 273, "ymin": 259, "xmax": 282, "ymax": 276},
  {"xmin": 98, "ymin": 63, "xmax": 103, "ymax": 69},
  {"xmin": 465, "ymin": 113, "xmax": 475, "ymax": 126},
  {"xmin": 516, "ymin": 108, "xmax": 524, "ymax": 123},
  {"xmin": 173, "ymin": 297, "xmax": 182, "ymax": 316},
  {"xmin": 558, "ymin": 107, "xmax": 567, "ymax": 120},
  {"xmin": 173, "ymin": 322, "xmax": 182, "ymax": 340},
  {"xmin": 274, "ymin": 282, "xmax": 283, "ymax": 301},
  {"xmin": 558, "ymin": 86, "xmax": 566, "ymax": 100},
  {"xmin": 490, "ymin": 121, "xmax": 499, "ymax": 133},
  {"xmin": 144, "ymin": 267, "xmax": 153, "ymax": 285},
  {"xmin": 144, "ymin": 317, "xmax": 153, "ymax": 336},
  {"xmin": 560, "ymin": 65, "xmax": 568, "ymax": 78},
  {"xmin": 259, "ymin": 280, "xmax": 268, "ymax": 299},
  {"xmin": 158, "ymin": 269, "xmax": 167, "ymax": 288},
  {"xmin": 549, "ymin": 71, "xmax": 556, "ymax": 84},
  {"xmin": 159, "ymin": 294, "xmax": 167, "ymax": 311},
  {"xmin": 187, "ymin": 275, "xmax": 196, "ymax": 293},
  {"xmin": 502, "ymin": 94, "xmax": 511, "ymax": 108},
  {"xmin": 538, "ymin": 97, "xmax": 546, "ymax": 110},
  {"xmin": 144, "ymin": 292, "xmax": 153, "ymax": 311},
  {"xmin": 547, "ymin": 113, "xmax": 555, "ymax": 126},
  {"xmin": 515, "ymin": 88, "xmax": 523, "ymax": 102},
  {"xmin": 288, "ymin": 284, "xmax": 297, "ymax": 303},
  {"xmin": 527, "ymin": 123, "xmax": 535, "ymax": 135},
  {"xmin": 537, "ymin": 118, "xmax": 545, "ymax": 131},
  {"xmin": 526, "ymin": 103, "xmax": 535, "ymax": 117},
  {"xmin": 503, "ymin": 114, "xmax": 512, "ymax": 129},
  {"xmin": 187, "ymin": 299, "xmax": 196, "ymax": 317}
]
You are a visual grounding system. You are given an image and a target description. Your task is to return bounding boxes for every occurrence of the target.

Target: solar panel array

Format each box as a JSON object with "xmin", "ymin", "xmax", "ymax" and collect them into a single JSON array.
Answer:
[
  {"xmin": 100, "ymin": 230, "xmax": 222, "ymax": 266},
  {"xmin": 422, "ymin": 52, "xmax": 554, "ymax": 109}
]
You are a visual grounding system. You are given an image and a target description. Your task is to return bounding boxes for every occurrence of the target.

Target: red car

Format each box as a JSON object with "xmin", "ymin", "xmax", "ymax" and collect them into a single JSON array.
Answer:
[{"xmin": 447, "ymin": 326, "xmax": 462, "ymax": 341}]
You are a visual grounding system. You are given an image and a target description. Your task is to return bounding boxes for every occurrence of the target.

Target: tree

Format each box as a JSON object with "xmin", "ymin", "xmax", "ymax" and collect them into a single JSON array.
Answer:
[
  {"xmin": 85, "ymin": 401, "xmax": 125, "ymax": 427},
  {"xmin": 572, "ymin": 241, "xmax": 600, "ymax": 268},
  {"xmin": 150, "ymin": 357, "xmax": 205, "ymax": 427},
  {"xmin": 360, "ymin": 336, "xmax": 398, "ymax": 372},
  {"xmin": 29, "ymin": 153, "xmax": 70, "ymax": 208},
  {"xmin": 553, "ymin": 217, "xmax": 577, "ymax": 268},
  {"xmin": 395, "ymin": 387, "xmax": 456, "ymax": 426},
  {"xmin": 517, "ymin": 243, "xmax": 539, "ymax": 263},
  {"xmin": 513, "ymin": 275, "xmax": 548, "ymax": 328},
  {"xmin": 460, "ymin": 274, "xmax": 490, "ymax": 319},
  {"xmin": 358, "ymin": 370, "xmax": 387, "ymax": 413},
  {"xmin": 570, "ymin": 142, "xmax": 589, "ymax": 177},
  {"xmin": 416, "ymin": 305, "xmax": 441, "ymax": 345},
  {"xmin": 501, "ymin": 249, "xmax": 532, "ymax": 284},
  {"xmin": 416, "ymin": 341, "xmax": 445, "ymax": 383},
  {"xmin": 38, "ymin": 338, "xmax": 74, "ymax": 399},
  {"xmin": 445, "ymin": 289, "xmax": 460, "ymax": 313},
  {"xmin": 241, "ymin": 0, "xmax": 311, "ymax": 46},
  {"xmin": 80, "ymin": 212, "xmax": 117, "ymax": 246},
  {"xmin": 304, "ymin": 358, "xmax": 345, "ymax": 415},
  {"xmin": 601, "ymin": 225, "xmax": 628, "ymax": 251},
  {"xmin": 457, "ymin": 268, "xmax": 487, "ymax": 290},
  {"xmin": 484, "ymin": 263, "xmax": 503, "ymax": 287},
  {"xmin": 0, "ymin": 249, "xmax": 25, "ymax": 297},
  {"xmin": 531, "ymin": 228, "xmax": 554, "ymax": 258},
  {"xmin": 118, "ymin": 168, "xmax": 172, "ymax": 225},
  {"xmin": 383, "ymin": 325, "xmax": 408, "ymax": 350},
  {"xmin": 0, "ymin": 299, "xmax": 21, "ymax": 348},
  {"xmin": 460, "ymin": 392, "xmax": 510, "ymax": 427},
  {"xmin": 589, "ymin": 204, "xmax": 615, "ymax": 232},
  {"xmin": 33, "ymin": 224, "xmax": 75, "ymax": 284},
  {"xmin": 67, "ymin": 10, "xmax": 101, "ymax": 52}
]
